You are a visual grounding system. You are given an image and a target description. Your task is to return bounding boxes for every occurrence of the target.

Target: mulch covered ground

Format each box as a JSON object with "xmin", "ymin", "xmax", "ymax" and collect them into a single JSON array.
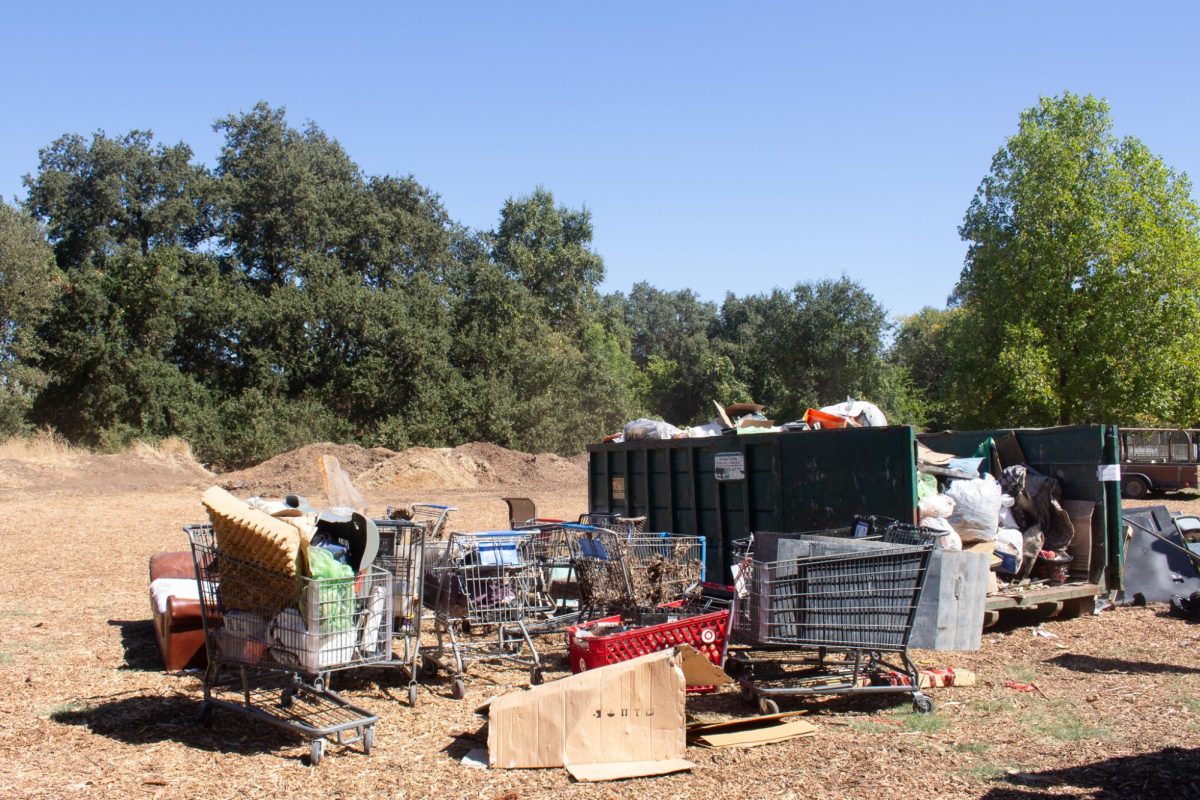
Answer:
[{"xmin": 1, "ymin": 461, "xmax": 1198, "ymax": 800}]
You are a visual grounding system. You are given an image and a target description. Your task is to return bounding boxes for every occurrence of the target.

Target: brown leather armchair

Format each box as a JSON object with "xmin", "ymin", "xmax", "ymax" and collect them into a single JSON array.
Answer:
[{"xmin": 148, "ymin": 551, "xmax": 207, "ymax": 671}]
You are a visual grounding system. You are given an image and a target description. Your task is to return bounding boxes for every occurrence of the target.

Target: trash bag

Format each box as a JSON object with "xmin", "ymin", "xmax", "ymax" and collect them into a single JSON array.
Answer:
[
  {"xmin": 918, "ymin": 493, "xmax": 955, "ymax": 520},
  {"xmin": 304, "ymin": 545, "xmax": 355, "ymax": 634},
  {"xmin": 944, "ymin": 475, "xmax": 1002, "ymax": 543},
  {"xmin": 998, "ymin": 494, "xmax": 1020, "ymax": 529},
  {"xmin": 916, "ymin": 472, "xmax": 939, "ymax": 502},
  {"xmin": 623, "ymin": 418, "xmax": 681, "ymax": 441},
  {"xmin": 1169, "ymin": 592, "xmax": 1200, "ymax": 621},
  {"xmin": 921, "ymin": 516, "xmax": 962, "ymax": 551},
  {"xmin": 819, "ymin": 399, "xmax": 887, "ymax": 427}
]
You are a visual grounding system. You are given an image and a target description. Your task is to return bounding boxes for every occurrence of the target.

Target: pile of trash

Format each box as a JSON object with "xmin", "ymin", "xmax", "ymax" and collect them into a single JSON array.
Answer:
[
  {"xmin": 608, "ymin": 398, "xmax": 888, "ymax": 443},
  {"xmin": 916, "ymin": 435, "xmax": 1087, "ymax": 589}
]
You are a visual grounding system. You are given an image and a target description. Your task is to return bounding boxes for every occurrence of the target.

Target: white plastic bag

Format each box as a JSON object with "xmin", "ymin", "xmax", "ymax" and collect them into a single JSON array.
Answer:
[
  {"xmin": 819, "ymin": 399, "xmax": 888, "ymax": 427},
  {"xmin": 945, "ymin": 474, "xmax": 1002, "ymax": 543},
  {"xmin": 921, "ymin": 516, "xmax": 962, "ymax": 551},
  {"xmin": 994, "ymin": 527, "xmax": 1024, "ymax": 573},
  {"xmin": 918, "ymin": 494, "xmax": 955, "ymax": 520},
  {"xmin": 998, "ymin": 494, "xmax": 1020, "ymax": 529}
]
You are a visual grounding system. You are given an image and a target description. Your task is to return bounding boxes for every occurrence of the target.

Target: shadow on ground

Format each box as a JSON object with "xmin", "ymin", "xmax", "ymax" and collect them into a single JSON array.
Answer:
[
  {"xmin": 978, "ymin": 747, "xmax": 1200, "ymax": 799},
  {"xmin": 108, "ymin": 619, "xmax": 162, "ymax": 671},
  {"xmin": 50, "ymin": 693, "xmax": 300, "ymax": 759},
  {"xmin": 1046, "ymin": 652, "xmax": 1200, "ymax": 675}
]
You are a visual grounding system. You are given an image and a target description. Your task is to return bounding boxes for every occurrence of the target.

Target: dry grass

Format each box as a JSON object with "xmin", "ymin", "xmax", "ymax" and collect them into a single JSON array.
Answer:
[{"xmin": 0, "ymin": 427, "xmax": 82, "ymax": 464}]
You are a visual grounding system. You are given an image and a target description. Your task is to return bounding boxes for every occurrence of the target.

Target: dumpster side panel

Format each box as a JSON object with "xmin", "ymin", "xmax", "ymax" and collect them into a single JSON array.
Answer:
[
  {"xmin": 778, "ymin": 427, "xmax": 917, "ymax": 533},
  {"xmin": 587, "ymin": 426, "xmax": 918, "ymax": 580}
]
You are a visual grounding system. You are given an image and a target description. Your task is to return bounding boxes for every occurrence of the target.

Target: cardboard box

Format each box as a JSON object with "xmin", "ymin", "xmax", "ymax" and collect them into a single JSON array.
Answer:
[{"xmin": 479, "ymin": 645, "xmax": 727, "ymax": 775}]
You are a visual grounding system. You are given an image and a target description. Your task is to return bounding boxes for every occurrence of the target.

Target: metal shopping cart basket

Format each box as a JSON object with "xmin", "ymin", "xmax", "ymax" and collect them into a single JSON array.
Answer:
[
  {"xmin": 576, "ymin": 512, "xmax": 647, "ymax": 533},
  {"xmin": 386, "ymin": 502, "xmax": 456, "ymax": 540},
  {"xmin": 185, "ymin": 524, "xmax": 393, "ymax": 765},
  {"xmin": 510, "ymin": 520, "xmax": 585, "ymax": 633},
  {"xmin": 420, "ymin": 531, "xmax": 544, "ymax": 698},
  {"xmin": 372, "ymin": 518, "xmax": 427, "ymax": 705},
  {"xmin": 572, "ymin": 528, "xmax": 706, "ymax": 617},
  {"xmin": 727, "ymin": 530, "xmax": 936, "ymax": 715}
]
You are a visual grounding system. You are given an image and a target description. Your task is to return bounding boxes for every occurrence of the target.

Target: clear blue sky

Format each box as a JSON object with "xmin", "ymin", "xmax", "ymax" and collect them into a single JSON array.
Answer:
[{"xmin": 3, "ymin": 1, "xmax": 1198, "ymax": 319}]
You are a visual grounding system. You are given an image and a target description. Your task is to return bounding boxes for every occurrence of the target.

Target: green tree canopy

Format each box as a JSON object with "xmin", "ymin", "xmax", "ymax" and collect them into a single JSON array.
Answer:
[
  {"xmin": 954, "ymin": 92, "xmax": 1200, "ymax": 427},
  {"xmin": 24, "ymin": 131, "xmax": 213, "ymax": 268},
  {"xmin": 614, "ymin": 282, "xmax": 745, "ymax": 425},
  {"xmin": 0, "ymin": 203, "xmax": 60, "ymax": 434},
  {"xmin": 718, "ymin": 277, "xmax": 892, "ymax": 422},
  {"xmin": 492, "ymin": 188, "xmax": 604, "ymax": 327}
]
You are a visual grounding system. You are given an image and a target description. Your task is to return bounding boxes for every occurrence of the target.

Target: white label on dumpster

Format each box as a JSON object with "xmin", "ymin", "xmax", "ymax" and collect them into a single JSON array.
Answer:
[
  {"xmin": 612, "ymin": 476, "xmax": 626, "ymax": 501},
  {"xmin": 714, "ymin": 452, "xmax": 745, "ymax": 481},
  {"xmin": 1097, "ymin": 464, "xmax": 1121, "ymax": 482}
]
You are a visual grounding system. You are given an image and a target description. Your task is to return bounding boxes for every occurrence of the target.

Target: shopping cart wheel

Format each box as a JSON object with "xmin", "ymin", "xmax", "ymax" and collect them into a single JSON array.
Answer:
[
  {"xmin": 739, "ymin": 683, "xmax": 756, "ymax": 704},
  {"xmin": 912, "ymin": 693, "xmax": 934, "ymax": 714},
  {"xmin": 309, "ymin": 738, "xmax": 325, "ymax": 767},
  {"xmin": 408, "ymin": 683, "xmax": 419, "ymax": 707},
  {"xmin": 758, "ymin": 696, "xmax": 780, "ymax": 716},
  {"xmin": 363, "ymin": 726, "xmax": 375, "ymax": 755},
  {"xmin": 530, "ymin": 667, "xmax": 545, "ymax": 686},
  {"xmin": 420, "ymin": 656, "xmax": 438, "ymax": 677},
  {"xmin": 196, "ymin": 702, "xmax": 213, "ymax": 727},
  {"xmin": 451, "ymin": 677, "xmax": 467, "ymax": 700},
  {"xmin": 280, "ymin": 689, "xmax": 295, "ymax": 709}
]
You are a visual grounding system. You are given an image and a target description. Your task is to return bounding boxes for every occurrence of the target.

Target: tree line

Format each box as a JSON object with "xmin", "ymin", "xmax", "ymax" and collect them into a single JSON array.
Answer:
[{"xmin": 2, "ymin": 94, "xmax": 1198, "ymax": 469}]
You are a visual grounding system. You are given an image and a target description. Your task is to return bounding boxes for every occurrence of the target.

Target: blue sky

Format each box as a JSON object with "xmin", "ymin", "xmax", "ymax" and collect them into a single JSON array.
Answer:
[{"xmin": 3, "ymin": 1, "xmax": 1198, "ymax": 319}]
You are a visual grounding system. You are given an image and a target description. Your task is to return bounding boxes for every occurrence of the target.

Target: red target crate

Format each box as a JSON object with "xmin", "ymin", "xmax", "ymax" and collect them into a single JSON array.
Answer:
[{"xmin": 566, "ymin": 605, "xmax": 733, "ymax": 693}]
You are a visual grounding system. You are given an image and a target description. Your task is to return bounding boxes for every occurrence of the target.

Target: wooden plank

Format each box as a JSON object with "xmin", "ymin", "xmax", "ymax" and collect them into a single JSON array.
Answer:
[{"xmin": 984, "ymin": 583, "xmax": 1099, "ymax": 610}]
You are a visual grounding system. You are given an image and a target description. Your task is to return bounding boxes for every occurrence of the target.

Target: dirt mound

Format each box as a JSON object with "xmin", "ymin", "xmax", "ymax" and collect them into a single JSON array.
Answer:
[
  {"xmin": 358, "ymin": 447, "xmax": 484, "ymax": 491},
  {"xmin": 219, "ymin": 442, "xmax": 397, "ymax": 498},
  {"xmin": 215, "ymin": 441, "xmax": 587, "ymax": 499},
  {"xmin": 11, "ymin": 442, "xmax": 216, "ymax": 495},
  {"xmin": 358, "ymin": 442, "xmax": 588, "ymax": 493}
]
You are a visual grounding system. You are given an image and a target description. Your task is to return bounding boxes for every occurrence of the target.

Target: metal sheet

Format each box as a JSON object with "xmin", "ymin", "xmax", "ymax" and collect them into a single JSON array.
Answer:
[{"xmin": 1122, "ymin": 505, "xmax": 1200, "ymax": 603}]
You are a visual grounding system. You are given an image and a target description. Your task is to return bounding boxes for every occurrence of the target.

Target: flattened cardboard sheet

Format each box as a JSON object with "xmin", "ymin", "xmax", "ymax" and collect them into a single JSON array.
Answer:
[
  {"xmin": 688, "ymin": 712, "xmax": 816, "ymax": 748},
  {"xmin": 565, "ymin": 759, "xmax": 695, "ymax": 782}
]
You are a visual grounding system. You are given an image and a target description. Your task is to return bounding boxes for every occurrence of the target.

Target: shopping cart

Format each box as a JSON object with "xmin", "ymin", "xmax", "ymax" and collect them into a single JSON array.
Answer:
[
  {"xmin": 572, "ymin": 528, "xmax": 706, "ymax": 617},
  {"xmin": 567, "ymin": 583, "xmax": 735, "ymax": 693},
  {"xmin": 577, "ymin": 512, "xmax": 647, "ymax": 533},
  {"xmin": 727, "ymin": 530, "xmax": 935, "ymax": 715},
  {"xmin": 386, "ymin": 502, "xmax": 456, "ymax": 540},
  {"xmin": 185, "ymin": 524, "xmax": 393, "ymax": 765},
  {"xmin": 511, "ymin": 521, "xmax": 582, "ymax": 631},
  {"xmin": 372, "ymin": 518, "xmax": 426, "ymax": 705},
  {"xmin": 420, "ymin": 531, "xmax": 544, "ymax": 698}
]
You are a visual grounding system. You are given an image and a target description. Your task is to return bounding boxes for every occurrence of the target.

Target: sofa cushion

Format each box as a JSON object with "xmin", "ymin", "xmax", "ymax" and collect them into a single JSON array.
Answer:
[{"xmin": 149, "ymin": 551, "xmax": 195, "ymax": 581}]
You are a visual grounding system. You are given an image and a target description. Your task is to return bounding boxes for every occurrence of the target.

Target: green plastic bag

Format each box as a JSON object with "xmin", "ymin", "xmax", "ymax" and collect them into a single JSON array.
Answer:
[
  {"xmin": 917, "ymin": 472, "xmax": 938, "ymax": 502},
  {"xmin": 305, "ymin": 545, "xmax": 355, "ymax": 633}
]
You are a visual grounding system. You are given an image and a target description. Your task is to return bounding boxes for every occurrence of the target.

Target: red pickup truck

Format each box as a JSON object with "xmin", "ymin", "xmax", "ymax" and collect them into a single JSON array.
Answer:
[{"xmin": 1119, "ymin": 428, "xmax": 1200, "ymax": 498}]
